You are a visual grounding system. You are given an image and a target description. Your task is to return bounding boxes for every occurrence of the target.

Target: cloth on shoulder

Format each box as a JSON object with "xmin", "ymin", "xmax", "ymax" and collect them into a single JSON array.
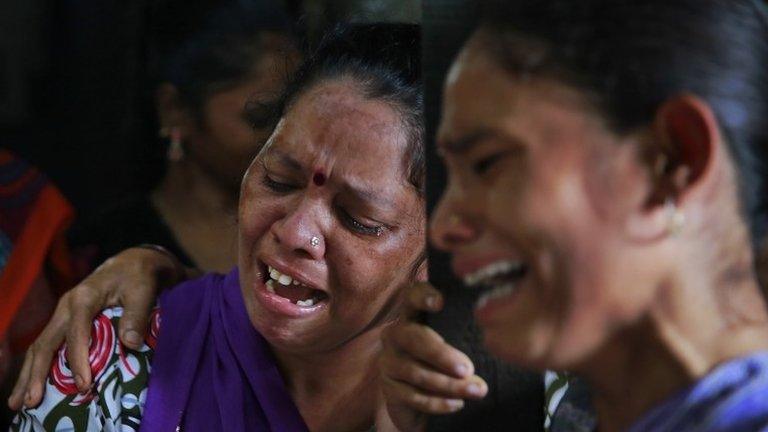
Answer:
[
  {"xmin": 11, "ymin": 268, "xmax": 308, "ymax": 432},
  {"xmin": 628, "ymin": 351, "xmax": 768, "ymax": 432},
  {"xmin": 10, "ymin": 307, "xmax": 156, "ymax": 431},
  {"xmin": 142, "ymin": 268, "xmax": 307, "ymax": 432}
]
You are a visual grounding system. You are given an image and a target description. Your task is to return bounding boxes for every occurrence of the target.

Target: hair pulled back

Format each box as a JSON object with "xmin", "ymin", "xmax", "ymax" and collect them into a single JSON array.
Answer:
[
  {"xmin": 150, "ymin": 0, "xmax": 296, "ymax": 118},
  {"xmin": 250, "ymin": 23, "xmax": 424, "ymax": 194},
  {"xmin": 479, "ymin": 0, "xmax": 768, "ymax": 249}
]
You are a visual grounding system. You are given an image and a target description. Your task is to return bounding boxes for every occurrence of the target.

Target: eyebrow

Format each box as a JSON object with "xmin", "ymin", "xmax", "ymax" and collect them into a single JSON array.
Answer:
[
  {"xmin": 266, "ymin": 147, "xmax": 399, "ymax": 211},
  {"xmin": 438, "ymin": 128, "xmax": 526, "ymax": 155},
  {"xmin": 266, "ymin": 148, "xmax": 304, "ymax": 172},
  {"xmin": 340, "ymin": 182, "xmax": 397, "ymax": 211}
]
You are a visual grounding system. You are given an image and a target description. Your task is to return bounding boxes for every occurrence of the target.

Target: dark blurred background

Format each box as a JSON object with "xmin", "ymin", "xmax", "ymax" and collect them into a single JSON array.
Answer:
[
  {"xmin": 0, "ymin": 0, "xmax": 546, "ymax": 430},
  {"xmin": 0, "ymin": 0, "xmax": 420, "ymax": 223}
]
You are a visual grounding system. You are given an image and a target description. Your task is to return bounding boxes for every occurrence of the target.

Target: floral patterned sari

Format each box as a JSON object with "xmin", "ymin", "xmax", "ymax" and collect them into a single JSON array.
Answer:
[{"xmin": 11, "ymin": 269, "xmax": 308, "ymax": 432}]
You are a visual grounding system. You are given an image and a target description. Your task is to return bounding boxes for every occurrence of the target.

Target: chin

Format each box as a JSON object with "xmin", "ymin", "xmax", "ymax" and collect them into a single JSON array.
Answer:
[
  {"xmin": 480, "ymin": 317, "xmax": 592, "ymax": 371},
  {"xmin": 253, "ymin": 316, "xmax": 326, "ymax": 353}
]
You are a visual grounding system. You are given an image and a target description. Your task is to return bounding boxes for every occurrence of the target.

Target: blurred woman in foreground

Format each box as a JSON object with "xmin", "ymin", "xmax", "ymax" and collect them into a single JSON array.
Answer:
[{"xmin": 382, "ymin": 1, "xmax": 768, "ymax": 431}]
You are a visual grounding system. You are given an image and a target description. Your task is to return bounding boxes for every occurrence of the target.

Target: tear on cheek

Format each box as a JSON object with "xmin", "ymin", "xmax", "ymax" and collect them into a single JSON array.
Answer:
[{"xmin": 313, "ymin": 172, "xmax": 326, "ymax": 186}]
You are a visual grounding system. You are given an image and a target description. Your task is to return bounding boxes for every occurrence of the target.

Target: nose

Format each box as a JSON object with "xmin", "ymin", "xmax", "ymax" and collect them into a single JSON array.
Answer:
[
  {"xmin": 430, "ymin": 182, "xmax": 480, "ymax": 252},
  {"xmin": 271, "ymin": 199, "xmax": 326, "ymax": 260}
]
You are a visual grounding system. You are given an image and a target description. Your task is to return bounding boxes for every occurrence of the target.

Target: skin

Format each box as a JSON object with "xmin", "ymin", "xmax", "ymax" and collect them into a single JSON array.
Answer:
[
  {"xmin": 382, "ymin": 30, "xmax": 768, "ymax": 431},
  {"xmin": 10, "ymin": 78, "xmax": 427, "ymax": 432},
  {"xmin": 153, "ymin": 32, "xmax": 301, "ymax": 272},
  {"xmin": 237, "ymin": 79, "xmax": 425, "ymax": 431},
  {"xmin": 8, "ymin": 34, "xmax": 303, "ymax": 410}
]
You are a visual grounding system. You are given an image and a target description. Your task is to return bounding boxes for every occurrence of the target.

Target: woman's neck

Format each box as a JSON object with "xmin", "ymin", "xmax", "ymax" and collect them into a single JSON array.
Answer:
[
  {"xmin": 578, "ymin": 263, "xmax": 768, "ymax": 432},
  {"xmin": 275, "ymin": 326, "xmax": 387, "ymax": 432},
  {"xmin": 151, "ymin": 159, "xmax": 239, "ymax": 272}
]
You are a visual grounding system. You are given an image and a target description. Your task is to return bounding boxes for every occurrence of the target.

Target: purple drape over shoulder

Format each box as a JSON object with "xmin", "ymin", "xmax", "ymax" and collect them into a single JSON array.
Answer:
[{"xmin": 140, "ymin": 268, "xmax": 309, "ymax": 432}]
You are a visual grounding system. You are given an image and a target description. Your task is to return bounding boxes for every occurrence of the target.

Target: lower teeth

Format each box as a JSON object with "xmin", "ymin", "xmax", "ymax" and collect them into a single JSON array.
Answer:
[
  {"xmin": 476, "ymin": 283, "xmax": 516, "ymax": 309},
  {"xmin": 266, "ymin": 279, "xmax": 318, "ymax": 307}
]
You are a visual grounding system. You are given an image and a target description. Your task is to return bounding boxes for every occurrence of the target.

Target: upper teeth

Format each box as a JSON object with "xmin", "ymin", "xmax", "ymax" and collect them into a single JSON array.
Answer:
[
  {"xmin": 268, "ymin": 266, "xmax": 303, "ymax": 286},
  {"xmin": 266, "ymin": 266, "xmax": 319, "ymax": 307},
  {"xmin": 463, "ymin": 260, "xmax": 522, "ymax": 287}
]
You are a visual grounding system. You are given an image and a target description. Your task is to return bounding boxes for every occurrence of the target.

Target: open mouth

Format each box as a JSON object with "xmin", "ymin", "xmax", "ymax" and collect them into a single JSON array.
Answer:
[
  {"xmin": 462, "ymin": 260, "xmax": 528, "ymax": 308},
  {"xmin": 263, "ymin": 265, "xmax": 329, "ymax": 308}
]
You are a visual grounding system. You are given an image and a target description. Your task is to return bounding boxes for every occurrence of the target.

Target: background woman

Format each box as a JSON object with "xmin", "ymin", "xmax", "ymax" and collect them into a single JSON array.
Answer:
[
  {"xmin": 69, "ymin": 0, "xmax": 300, "ymax": 272},
  {"xmin": 11, "ymin": 23, "xmax": 425, "ymax": 432},
  {"xmin": 382, "ymin": 0, "xmax": 768, "ymax": 431}
]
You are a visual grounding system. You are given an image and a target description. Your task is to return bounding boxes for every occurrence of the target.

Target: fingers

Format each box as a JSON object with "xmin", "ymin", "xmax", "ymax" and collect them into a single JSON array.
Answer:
[
  {"xmin": 7, "ymin": 350, "xmax": 33, "ymax": 410},
  {"xmin": 117, "ymin": 283, "xmax": 156, "ymax": 350},
  {"xmin": 8, "ymin": 296, "xmax": 73, "ymax": 410},
  {"xmin": 403, "ymin": 282, "xmax": 444, "ymax": 318},
  {"xmin": 383, "ymin": 351, "xmax": 488, "ymax": 400},
  {"xmin": 64, "ymin": 294, "xmax": 97, "ymax": 392},
  {"xmin": 388, "ymin": 322, "xmax": 473, "ymax": 378},
  {"xmin": 24, "ymin": 340, "xmax": 60, "ymax": 408},
  {"xmin": 383, "ymin": 376, "xmax": 465, "ymax": 415}
]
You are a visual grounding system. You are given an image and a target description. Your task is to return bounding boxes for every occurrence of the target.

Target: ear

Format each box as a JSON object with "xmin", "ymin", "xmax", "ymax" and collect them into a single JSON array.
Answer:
[
  {"xmin": 625, "ymin": 94, "xmax": 722, "ymax": 241},
  {"xmin": 155, "ymin": 83, "xmax": 193, "ymax": 133},
  {"xmin": 655, "ymin": 94, "xmax": 721, "ymax": 196}
]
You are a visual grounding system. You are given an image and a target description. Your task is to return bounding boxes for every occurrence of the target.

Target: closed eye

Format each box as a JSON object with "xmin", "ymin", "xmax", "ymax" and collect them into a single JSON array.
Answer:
[
  {"xmin": 337, "ymin": 206, "xmax": 384, "ymax": 237},
  {"xmin": 473, "ymin": 152, "xmax": 506, "ymax": 175},
  {"xmin": 262, "ymin": 174, "xmax": 297, "ymax": 194}
]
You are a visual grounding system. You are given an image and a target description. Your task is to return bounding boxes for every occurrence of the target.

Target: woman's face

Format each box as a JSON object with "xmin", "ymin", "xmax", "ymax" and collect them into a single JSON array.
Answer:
[
  {"xmin": 185, "ymin": 33, "xmax": 301, "ymax": 190},
  {"xmin": 238, "ymin": 80, "xmax": 425, "ymax": 354},
  {"xmin": 431, "ymin": 33, "xmax": 662, "ymax": 370}
]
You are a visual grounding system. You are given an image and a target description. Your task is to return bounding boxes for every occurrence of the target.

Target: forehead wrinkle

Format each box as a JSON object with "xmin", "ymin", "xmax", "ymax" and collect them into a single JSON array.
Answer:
[
  {"xmin": 304, "ymin": 80, "xmax": 402, "ymax": 143},
  {"xmin": 281, "ymin": 80, "xmax": 413, "ymax": 209},
  {"xmin": 302, "ymin": 81, "xmax": 406, "ymax": 168}
]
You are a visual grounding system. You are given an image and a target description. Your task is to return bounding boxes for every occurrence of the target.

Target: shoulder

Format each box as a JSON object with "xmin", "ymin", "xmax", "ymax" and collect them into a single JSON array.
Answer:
[
  {"xmin": 704, "ymin": 352, "xmax": 768, "ymax": 430},
  {"xmin": 160, "ymin": 272, "xmax": 226, "ymax": 307},
  {"xmin": 69, "ymin": 195, "xmax": 188, "ymax": 264},
  {"xmin": 10, "ymin": 307, "xmax": 160, "ymax": 432},
  {"xmin": 630, "ymin": 352, "xmax": 768, "ymax": 432}
]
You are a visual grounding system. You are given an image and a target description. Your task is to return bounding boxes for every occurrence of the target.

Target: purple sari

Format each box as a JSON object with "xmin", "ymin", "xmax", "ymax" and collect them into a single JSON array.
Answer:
[{"xmin": 140, "ymin": 268, "xmax": 309, "ymax": 432}]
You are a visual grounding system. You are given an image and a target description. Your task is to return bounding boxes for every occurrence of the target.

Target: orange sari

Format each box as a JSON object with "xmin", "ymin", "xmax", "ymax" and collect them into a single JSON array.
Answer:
[{"xmin": 0, "ymin": 149, "xmax": 74, "ymax": 349}]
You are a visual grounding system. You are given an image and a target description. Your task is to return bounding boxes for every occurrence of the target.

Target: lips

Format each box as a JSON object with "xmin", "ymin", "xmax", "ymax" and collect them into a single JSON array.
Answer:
[
  {"xmin": 252, "ymin": 259, "xmax": 329, "ymax": 317},
  {"xmin": 266, "ymin": 265, "xmax": 328, "ymax": 307}
]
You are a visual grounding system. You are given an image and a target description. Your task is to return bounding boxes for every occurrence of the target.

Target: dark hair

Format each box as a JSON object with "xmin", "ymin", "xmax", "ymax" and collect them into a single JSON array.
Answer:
[
  {"xmin": 150, "ymin": 0, "xmax": 297, "ymax": 118},
  {"xmin": 250, "ymin": 23, "xmax": 425, "ymax": 194},
  {"xmin": 478, "ymin": 0, "xmax": 768, "ymax": 249}
]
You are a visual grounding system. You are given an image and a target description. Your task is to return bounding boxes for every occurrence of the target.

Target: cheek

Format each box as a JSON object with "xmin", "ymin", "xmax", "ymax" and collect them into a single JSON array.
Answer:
[
  {"xmin": 238, "ymin": 181, "xmax": 280, "ymax": 247},
  {"xmin": 331, "ymin": 234, "xmax": 419, "ymax": 314},
  {"xmin": 333, "ymin": 246, "xmax": 398, "ymax": 302},
  {"xmin": 213, "ymin": 115, "xmax": 262, "ymax": 154}
]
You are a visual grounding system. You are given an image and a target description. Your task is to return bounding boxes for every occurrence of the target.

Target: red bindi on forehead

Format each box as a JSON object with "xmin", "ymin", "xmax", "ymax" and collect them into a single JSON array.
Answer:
[{"xmin": 313, "ymin": 171, "xmax": 326, "ymax": 186}]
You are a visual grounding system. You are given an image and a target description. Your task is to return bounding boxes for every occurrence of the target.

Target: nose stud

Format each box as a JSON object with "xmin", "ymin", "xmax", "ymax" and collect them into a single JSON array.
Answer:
[{"xmin": 310, "ymin": 236, "xmax": 320, "ymax": 247}]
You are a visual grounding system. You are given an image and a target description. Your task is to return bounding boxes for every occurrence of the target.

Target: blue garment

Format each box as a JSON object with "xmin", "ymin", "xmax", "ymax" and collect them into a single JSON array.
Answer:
[{"xmin": 629, "ymin": 352, "xmax": 768, "ymax": 432}]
